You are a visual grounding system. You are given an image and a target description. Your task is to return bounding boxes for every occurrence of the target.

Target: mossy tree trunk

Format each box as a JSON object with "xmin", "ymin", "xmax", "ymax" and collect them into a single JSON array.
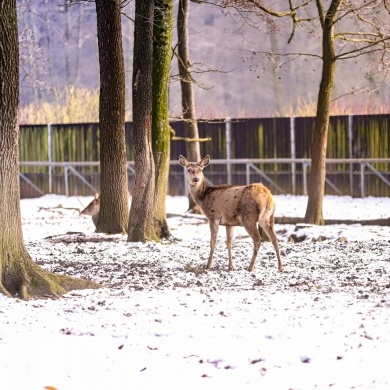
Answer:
[
  {"xmin": 177, "ymin": 0, "xmax": 202, "ymax": 214},
  {"xmin": 304, "ymin": 0, "xmax": 340, "ymax": 225},
  {"xmin": 95, "ymin": 0, "xmax": 129, "ymax": 234},
  {"xmin": 0, "ymin": 1, "xmax": 99, "ymax": 299},
  {"xmin": 152, "ymin": 0, "xmax": 174, "ymax": 239},
  {"xmin": 128, "ymin": 0, "xmax": 159, "ymax": 242}
]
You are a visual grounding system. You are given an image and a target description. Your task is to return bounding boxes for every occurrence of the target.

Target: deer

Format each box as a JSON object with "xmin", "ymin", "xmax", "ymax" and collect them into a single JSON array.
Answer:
[
  {"xmin": 80, "ymin": 192, "xmax": 132, "ymax": 228},
  {"xmin": 80, "ymin": 193, "xmax": 100, "ymax": 227},
  {"xmin": 179, "ymin": 155, "xmax": 283, "ymax": 272}
]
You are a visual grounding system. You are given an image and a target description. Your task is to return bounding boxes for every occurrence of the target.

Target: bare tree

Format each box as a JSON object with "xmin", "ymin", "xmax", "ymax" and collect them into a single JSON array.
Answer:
[
  {"xmin": 177, "ymin": 0, "xmax": 202, "ymax": 213},
  {"xmin": 152, "ymin": 0, "xmax": 174, "ymax": 239},
  {"xmin": 304, "ymin": 0, "xmax": 340, "ymax": 225},
  {"xmin": 0, "ymin": 0, "xmax": 98, "ymax": 298},
  {"xmin": 18, "ymin": 0, "xmax": 46, "ymax": 101},
  {"xmin": 95, "ymin": 0, "xmax": 129, "ymax": 234},
  {"xmin": 128, "ymin": 0, "xmax": 159, "ymax": 242},
  {"xmin": 267, "ymin": 18, "xmax": 284, "ymax": 114},
  {"xmin": 217, "ymin": 0, "xmax": 390, "ymax": 224},
  {"xmin": 128, "ymin": 0, "xmax": 175, "ymax": 240}
]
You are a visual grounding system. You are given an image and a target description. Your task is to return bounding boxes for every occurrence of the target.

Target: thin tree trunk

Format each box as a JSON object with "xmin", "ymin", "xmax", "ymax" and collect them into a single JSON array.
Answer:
[
  {"xmin": 43, "ymin": 0, "xmax": 52, "ymax": 80},
  {"xmin": 152, "ymin": 0, "xmax": 174, "ymax": 239},
  {"xmin": 0, "ymin": 0, "xmax": 98, "ymax": 299},
  {"xmin": 95, "ymin": 0, "xmax": 129, "ymax": 234},
  {"xmin": 75, "ymin": 5, "xmax": 84, "ymax": 86},
  {"xmin": 64, "ymin": 6, "xmax": 72, "ymax": 88},
  {"xmin": 128, "ymin": 0, "xmax": 159, "ymax": 242},
  {"xmin": 177, "ymin": 0, "xmax": 202, "ymax": 213},
  {"xmin": 21, "ymin": 0, "xmax": 41, "ymax": 101},
  {"xmin": 268, "ymin": 21, "xmax": 284, "ymax": 114},
  {"xmin": 304, "ymin": 0, "xmax": 340, "ymax": 225}
]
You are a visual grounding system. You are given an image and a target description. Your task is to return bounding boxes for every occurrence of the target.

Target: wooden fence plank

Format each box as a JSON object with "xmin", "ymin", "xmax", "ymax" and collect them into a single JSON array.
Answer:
[{"xmin": 19, "ymin": 114, "xmax": 390, "ymax": 197}]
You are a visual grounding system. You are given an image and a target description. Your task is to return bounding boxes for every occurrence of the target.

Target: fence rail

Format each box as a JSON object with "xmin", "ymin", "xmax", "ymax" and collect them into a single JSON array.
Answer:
[
  {"xmin": 19, "ymin": 114, "xmax": 390, "ymax": 198},
  {"xmin": 20, "ymin": 158, "xmax": 390, "ymax": 198}
]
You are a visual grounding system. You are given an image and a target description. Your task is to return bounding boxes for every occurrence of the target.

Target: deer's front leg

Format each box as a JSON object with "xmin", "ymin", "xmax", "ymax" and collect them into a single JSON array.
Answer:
[
  {"xmin": 226, "ymin": 225, "xmax": 235, "ymax": 271},
  {"xmin": 206, "ymin": 220, "xmax": 219, "ymax": 269}
]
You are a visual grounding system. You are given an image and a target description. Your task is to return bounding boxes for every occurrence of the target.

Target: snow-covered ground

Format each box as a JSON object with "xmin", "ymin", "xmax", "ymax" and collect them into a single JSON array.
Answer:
[{"xmin": 1, "ymin": 194, "xmax": 390, "ymax": 390}]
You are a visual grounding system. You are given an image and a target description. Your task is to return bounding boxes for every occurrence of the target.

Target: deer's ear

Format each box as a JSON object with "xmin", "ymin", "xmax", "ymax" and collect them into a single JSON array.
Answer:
[
  {"xmin": 200, "ymin": 155, "xmax": 210, "ymax": 168},
  {"xmin": 94, "ymin": 193, "xmax": 99, "ymax": 199},
  {"xmin": 179, "ymin": 155, "xmax": 188, "ymax": 167}
]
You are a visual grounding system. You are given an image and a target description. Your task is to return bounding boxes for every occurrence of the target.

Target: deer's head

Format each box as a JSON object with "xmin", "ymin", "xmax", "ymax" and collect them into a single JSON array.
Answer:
[
  {"xmin": 179, "ymin": 155, "xmax": 210, "ymax": 187},
  {"xmin": 80, "ymin": 193, "xmax": 100, "ymax": 216}
]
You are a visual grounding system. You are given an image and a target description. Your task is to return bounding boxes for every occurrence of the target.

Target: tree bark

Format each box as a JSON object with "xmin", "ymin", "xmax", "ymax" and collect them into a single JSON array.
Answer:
[
  {"xmin": 0, "ymin": 0, "xmax": 98, "ymax": 299},
  {"xmin": 152, "ymin": 0, "xmax": 174, "ymax": 239},
  {"xmin": 128, "ymin": 0, "xmax": 159, "ymax": 242},
  {"xmin": 304, "ymin": 0, "xmax": 340, "ymax": 225},
  {"xmin": 95, "ymin": 0, "xmax": 129, "ymax": 234},
  {"xmin": 177, "ymin": 0, "xmax": 202, "ymax": 213}
]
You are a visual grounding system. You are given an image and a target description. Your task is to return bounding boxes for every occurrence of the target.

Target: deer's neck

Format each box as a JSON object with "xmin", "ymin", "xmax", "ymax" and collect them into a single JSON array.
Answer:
[{"xmin": 189, "ymin": 179, "xmax": 209, "ymax": 206}]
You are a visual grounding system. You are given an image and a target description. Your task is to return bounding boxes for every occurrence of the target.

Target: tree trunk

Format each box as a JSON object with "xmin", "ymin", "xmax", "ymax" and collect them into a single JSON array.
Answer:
[
  {"xmin": 95, "ymin": 0, "xmax": 129, "ymax": 234},
  {"xmin": 268, "ymin": 21, "xmax": 284, "ymax": 115},
  {"xmin": 152, "ymin": 0, "xmax": 174, "ymax": 239},
  {"xmin": 64, "ymin": 6, "xmax": 72, "ymax": 90},
  {"xmin": 75, "ymin": 5, "xmax": 85, "ymax": 86},
  {"xmin": 43, "ymin": 0, "xmax": 53, "ymax": 80},
  {"xmin": 0, "ymin": 0, "xmax": 98, "ymax": 299},
  {"xmin": 304, "ymin": 0, "xmax": 340, "ymax": 225},
  {"xmin": 128, "ymin": 0, "xmax": 159, "ymax": 242},
  {"xmin": 177, "ymin": 0, "xmax": 202, "ymax": 213}
]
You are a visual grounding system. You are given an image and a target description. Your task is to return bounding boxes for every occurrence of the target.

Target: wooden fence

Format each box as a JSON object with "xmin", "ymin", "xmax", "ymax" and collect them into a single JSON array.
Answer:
[{"xmin": 19, "ymin": 114, "xmax": 390, "ymax": 198}]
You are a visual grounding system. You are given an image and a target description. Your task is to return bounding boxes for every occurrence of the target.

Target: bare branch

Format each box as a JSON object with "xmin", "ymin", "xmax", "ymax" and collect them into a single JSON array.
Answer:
[
  {"xmin": 335, "ymin": 38, "xmax": 390, "ymax": 60},
  {"xmin": 172, "ymin": 136, "xmax": 212, "ymax": 142},
  {"xmin": 243, "ymin": 48, "xmax": 322, "ymax": 60}
]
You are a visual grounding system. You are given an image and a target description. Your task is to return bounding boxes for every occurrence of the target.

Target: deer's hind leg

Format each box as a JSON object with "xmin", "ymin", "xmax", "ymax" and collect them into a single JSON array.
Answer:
[
  {"xmin": 206, "ymin": 219, "xmax": 220, "ymax": 270},
  {"xmin": 226, "ymin": 226, "xmax": 235, "ymax": 271},
  {"xmin": 242, "ymin": 222, "xmax": 262, "ymax": 272},
  {"xmin": 259, "ymin": 215, "xmax": 283, "ymax": 272}
]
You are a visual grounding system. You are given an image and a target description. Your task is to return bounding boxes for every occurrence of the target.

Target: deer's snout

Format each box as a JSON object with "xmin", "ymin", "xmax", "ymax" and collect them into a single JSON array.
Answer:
[{"xmin": 191, "ymin": 177, "xmax": 201, "ymax": 185}]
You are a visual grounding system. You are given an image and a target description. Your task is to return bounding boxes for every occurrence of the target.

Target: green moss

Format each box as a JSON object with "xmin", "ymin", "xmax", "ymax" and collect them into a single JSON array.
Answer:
[{"xmin": 151, "ymin": 0, "xmax": 173, "ymax": 236}]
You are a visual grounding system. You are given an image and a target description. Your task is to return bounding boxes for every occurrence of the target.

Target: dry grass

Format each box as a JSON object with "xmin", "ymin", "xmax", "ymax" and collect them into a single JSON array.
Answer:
[
  {"xmin": 278, "ymin": 95, "xmax": 390, "ymax": 117},
  {"xmin": 19, "ymin": 86, "xmax": 100, "ymax": 125},
  {"xmin": 19, "ymin": 86, "xmax": 389, "ymax": 125}
]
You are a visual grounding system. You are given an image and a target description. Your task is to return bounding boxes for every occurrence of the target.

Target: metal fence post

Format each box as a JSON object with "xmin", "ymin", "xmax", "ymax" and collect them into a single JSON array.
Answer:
[
  {"xmin": 360, "ymin": 163, "xmax": 365, "ymax": 198},
  {"xmin": 348, "ymin": 114, "xmax": 354, "ymax": 195},
  {"xmin": 64, "ymin": 165, "xmax": 69, "ymax": 197},
  {"xmin": 290, "ymin": 116, "xmax": 296, "ymax": 194},
  {"xmin": 303, "ymin": 162, "xmax": 308, "ymax": 195},
  {"xmin": 225, "ymin": 117, "xmax": 232, "ymax": 184},
  {"xmin": 48, "ymin": 123, "xmax": 53, "ymax": 193},
  {"xmin": 246, "ymin": 163, "xmax": 250, "ymax": 185}
]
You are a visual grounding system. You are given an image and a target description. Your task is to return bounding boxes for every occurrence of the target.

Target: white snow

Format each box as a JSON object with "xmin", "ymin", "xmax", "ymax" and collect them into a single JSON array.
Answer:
[{"xmin": 1, "ymin": 194, "xmax": 390, "ymax": 390}]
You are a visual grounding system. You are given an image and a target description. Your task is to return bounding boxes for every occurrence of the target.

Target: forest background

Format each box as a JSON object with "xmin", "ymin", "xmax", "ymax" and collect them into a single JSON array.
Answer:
[{"xmin": 18, "ymin": 0, "xmax": 390, "ymax": 125}]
